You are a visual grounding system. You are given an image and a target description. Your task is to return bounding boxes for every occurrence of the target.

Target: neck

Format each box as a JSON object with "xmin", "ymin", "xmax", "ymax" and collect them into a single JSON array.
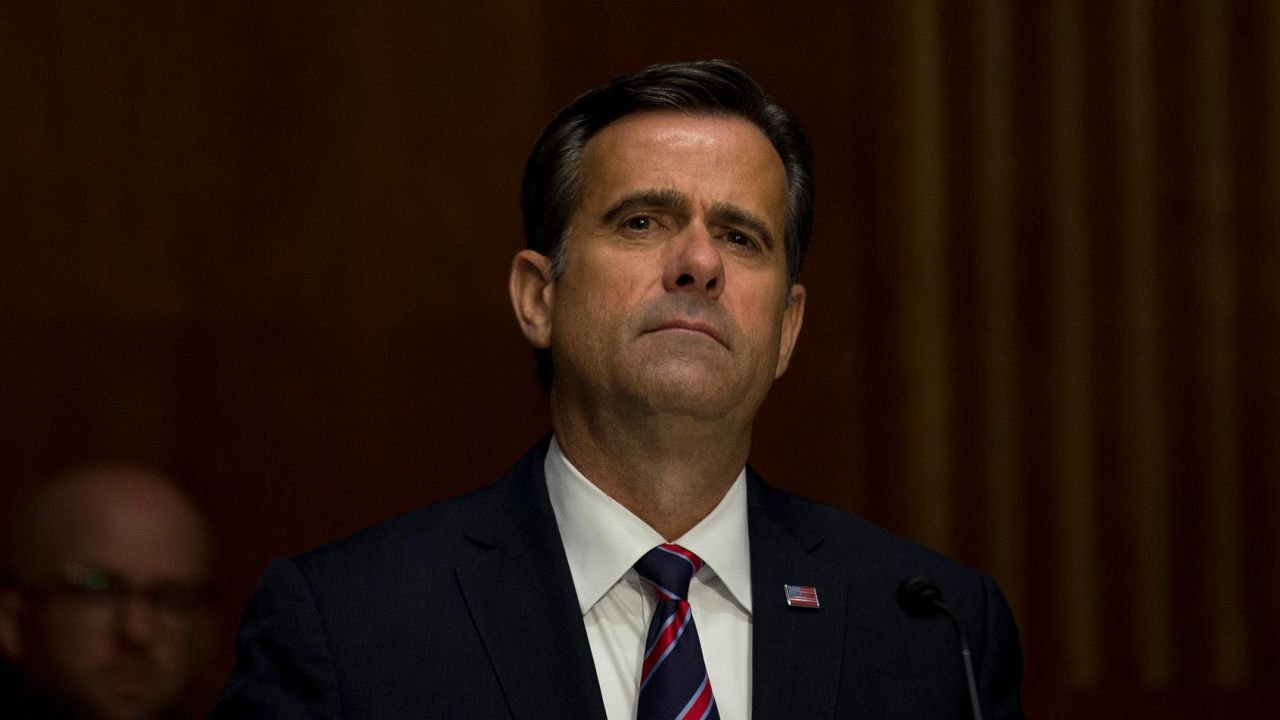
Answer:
[{"xmin": 550, "ymin": 395, "xmax": 751, "ymax": 540}]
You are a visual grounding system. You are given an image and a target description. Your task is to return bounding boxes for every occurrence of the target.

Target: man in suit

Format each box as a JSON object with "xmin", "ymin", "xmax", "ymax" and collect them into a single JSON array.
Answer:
[{"xmin": 215, "ymin": 60, "xmax": 1024, "ymax": 719}]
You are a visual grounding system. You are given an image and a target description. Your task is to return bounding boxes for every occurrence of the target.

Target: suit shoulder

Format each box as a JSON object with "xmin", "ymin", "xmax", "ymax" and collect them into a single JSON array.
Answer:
[
  {"xmin": 756, "ymin": 480, "xmax": 991, "ymax": 588},
  {"xmin": 289, "ymin": 483, "xmax": 495, "ymax": 585},
  {"xmin": 286, "ymin": 437, "xmax": 552, "ymax": 588}
]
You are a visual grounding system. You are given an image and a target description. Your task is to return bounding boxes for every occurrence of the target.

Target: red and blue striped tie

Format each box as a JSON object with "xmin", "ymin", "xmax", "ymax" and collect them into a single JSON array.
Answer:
[{"xmin": 634, "ymin": 544, "xmax": 720, "ymax": 720}]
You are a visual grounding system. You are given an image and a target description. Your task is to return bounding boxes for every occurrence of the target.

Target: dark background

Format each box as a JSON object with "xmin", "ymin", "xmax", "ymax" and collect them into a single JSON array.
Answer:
[{"xmin": 2, "ymin": 1, "xmax": 1277, "ymax": 716}]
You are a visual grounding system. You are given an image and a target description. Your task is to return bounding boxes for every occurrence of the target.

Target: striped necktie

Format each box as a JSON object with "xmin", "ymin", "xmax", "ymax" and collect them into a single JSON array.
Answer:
[{"xmin": 634, "ymin": 543, "xmax": 720, "ymax": 720}]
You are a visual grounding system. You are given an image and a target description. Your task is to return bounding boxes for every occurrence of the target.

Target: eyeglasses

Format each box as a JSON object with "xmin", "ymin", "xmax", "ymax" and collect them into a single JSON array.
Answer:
[{"xmin": 27, "ymin": 563, "xmax": 214, "ymax": 617}]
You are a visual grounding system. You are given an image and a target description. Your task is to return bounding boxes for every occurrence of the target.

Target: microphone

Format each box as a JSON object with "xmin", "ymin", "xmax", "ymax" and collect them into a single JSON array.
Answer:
[{"xmin": 898, "ymin": 577, "xmax": 984, "ymax": 720}]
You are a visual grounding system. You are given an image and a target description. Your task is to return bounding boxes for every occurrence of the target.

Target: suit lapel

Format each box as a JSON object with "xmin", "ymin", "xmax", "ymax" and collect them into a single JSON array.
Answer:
[
  {"xmin": 748, "ymin": 472, "xmax": 848, "ymax": 719},
  {"xmin": 455, "ymin": 444, "xmax": 608, "ymax": 720}
]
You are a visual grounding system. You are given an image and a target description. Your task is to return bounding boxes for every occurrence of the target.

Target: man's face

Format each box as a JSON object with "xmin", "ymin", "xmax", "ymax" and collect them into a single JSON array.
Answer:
[
  {"xmin": 0, "ymin": 476, "xmax": 211, "ymax": 720},
  {"xmin": 545, "ymin": 111, "xmax": 804, "ymax": 425}
]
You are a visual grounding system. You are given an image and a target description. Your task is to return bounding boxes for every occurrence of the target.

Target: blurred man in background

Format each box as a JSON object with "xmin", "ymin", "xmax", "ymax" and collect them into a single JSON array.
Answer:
[{"xmin": 0, "ymin": 466, "xmax": 215, "ymax": 720}]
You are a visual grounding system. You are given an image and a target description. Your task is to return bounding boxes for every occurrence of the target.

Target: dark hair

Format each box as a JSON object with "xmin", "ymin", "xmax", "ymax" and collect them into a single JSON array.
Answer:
[{"xmin": 521, "ymin": 60, "xmax": 815, "ymax": 389}]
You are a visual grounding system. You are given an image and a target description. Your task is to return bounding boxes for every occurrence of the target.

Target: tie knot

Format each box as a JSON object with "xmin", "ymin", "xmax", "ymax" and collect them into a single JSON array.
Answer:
[{"xmin": 634, "ymin": 544, "xmax": 703, "ymax": 601}]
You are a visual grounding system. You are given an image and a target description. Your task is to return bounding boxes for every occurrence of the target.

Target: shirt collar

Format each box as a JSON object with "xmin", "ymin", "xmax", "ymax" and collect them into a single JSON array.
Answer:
[{"xmin": 544, "ymin": 436, "xmax": 753, "ymax": 616}]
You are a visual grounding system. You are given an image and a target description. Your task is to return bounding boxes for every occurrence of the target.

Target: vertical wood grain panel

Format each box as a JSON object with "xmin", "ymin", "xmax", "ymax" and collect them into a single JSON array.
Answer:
[
  {"xmin": 970, "ymin": 0, "xmax": 1023, "ymax": 612},
  {"xmin": 1114, "ymin": 0, "xmax": 1174, "ymax": 687},
  {"xmin": 1259, "ymin": 1, "xmax": 1280, "ymax": 686},
  {"xmin": 894, "ymin": 0, "xmax": 952, "ymax": 553},
  {"xmin": 1044, "ymin": 0, "xmax": 1100, "ymax": 687},
  {"xmin": 1187, "ymin": 0, "xmax": 1247, "ymax": 688}
]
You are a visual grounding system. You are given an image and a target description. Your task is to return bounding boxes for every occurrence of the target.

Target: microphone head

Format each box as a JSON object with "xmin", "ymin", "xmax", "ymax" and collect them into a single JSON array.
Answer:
[{"xmin": 898, "ymin": 576, "xmax": 945, "ymax": 619}]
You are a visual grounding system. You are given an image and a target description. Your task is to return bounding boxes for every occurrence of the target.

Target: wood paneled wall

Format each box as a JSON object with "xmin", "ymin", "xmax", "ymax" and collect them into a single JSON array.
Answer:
[{"xmin": 2, "ymin": 2, "xmax": 1276, "ymax": 716}]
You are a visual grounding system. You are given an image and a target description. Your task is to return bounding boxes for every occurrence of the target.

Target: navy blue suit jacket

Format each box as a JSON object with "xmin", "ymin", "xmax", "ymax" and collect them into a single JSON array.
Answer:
[{"xmin": 214, "ymin": 440, "xmax": 1024, "ymax": 718}]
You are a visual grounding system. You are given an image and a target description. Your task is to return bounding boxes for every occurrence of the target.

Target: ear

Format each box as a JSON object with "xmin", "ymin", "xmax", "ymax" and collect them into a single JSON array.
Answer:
[
  {"xmin": 0, "ymin": 588, "xmax": 26, "ymax": 664},
  {"xmin": 509, "ymin": 250, "xmax": 555, "ymax": 349},
  {"xmin": 774, "ymin": 283, "xmax": 806, "ymax": 378}
]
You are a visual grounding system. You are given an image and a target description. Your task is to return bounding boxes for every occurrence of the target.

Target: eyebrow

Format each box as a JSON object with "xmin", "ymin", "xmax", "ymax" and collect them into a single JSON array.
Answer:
[
  {"xmin": 599, "ymin": 188, "xmax": 778, "ymax": 251},
  {"xmin": 599, "ymin": 188, "xmax": 690, "ymax": 226}
]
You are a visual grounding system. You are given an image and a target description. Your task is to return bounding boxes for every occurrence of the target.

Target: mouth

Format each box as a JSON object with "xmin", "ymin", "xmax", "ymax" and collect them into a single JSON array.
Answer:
[
  {"xmin": 99, "ymin": 660, "xmax": 160, "ymax": 695},
  {"xmin": 644, "ymin": 318, "xmax": 728, "ymax": 348}
]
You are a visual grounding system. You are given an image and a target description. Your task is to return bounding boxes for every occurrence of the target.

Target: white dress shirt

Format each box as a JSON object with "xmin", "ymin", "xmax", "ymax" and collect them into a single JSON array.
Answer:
[{"xmin": 544, "ymin": 437, "xmax": 753, "ymax": 720}]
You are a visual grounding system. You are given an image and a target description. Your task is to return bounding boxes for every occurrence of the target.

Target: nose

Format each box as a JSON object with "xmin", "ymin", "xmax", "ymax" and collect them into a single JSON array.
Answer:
[
  {"xmin": 117, "ymin": 595, "xmax": 160, "ymax": 648},
  {"xmin": 663, "ymin": 223, "xmax": 724, "ymax": 299}
]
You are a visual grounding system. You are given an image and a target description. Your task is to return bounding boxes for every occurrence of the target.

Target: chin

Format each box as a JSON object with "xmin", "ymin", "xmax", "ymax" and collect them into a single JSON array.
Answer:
[
  {"xmin": 84, "ymin": 676, "xmax": 182, "ymax": 720},
  {"xmin": 630, "ymin": 372, "xmax": 742, "ymax": 420},
  {"xmin": 90, "ymin": 696, "xmax": 179, "ymax": 720}
]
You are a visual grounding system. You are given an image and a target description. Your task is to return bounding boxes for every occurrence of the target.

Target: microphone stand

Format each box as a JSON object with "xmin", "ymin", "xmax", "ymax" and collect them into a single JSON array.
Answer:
[{"xmin": 898, "ymin": 577, "xmax": 984, "ymax": 720}]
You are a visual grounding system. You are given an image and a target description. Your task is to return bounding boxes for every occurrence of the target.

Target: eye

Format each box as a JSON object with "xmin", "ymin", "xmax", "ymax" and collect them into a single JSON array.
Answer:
[
  {"xmin": 624, "ymin": 215, "xmax": 655, "ymax": 232},
  {"xmin": 726, "ymin": 230, "xmax": 758, "ymax": 249}
]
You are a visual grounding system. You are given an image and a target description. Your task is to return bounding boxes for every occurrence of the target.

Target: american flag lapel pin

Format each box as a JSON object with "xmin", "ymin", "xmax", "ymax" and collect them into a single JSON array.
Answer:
[{"xmin": 784, "ymin": 584, "xmax": 820, "ymax": 609}]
